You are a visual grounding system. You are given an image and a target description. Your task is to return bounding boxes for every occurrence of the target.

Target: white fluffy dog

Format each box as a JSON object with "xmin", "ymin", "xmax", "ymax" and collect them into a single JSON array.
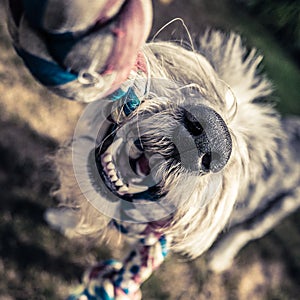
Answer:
[{"xmin": 48, "ymin": 30, "xmax": 300, "ymax": 275}]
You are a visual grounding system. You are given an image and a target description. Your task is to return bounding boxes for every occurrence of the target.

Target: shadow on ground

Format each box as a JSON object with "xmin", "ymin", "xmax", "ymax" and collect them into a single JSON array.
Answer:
[{"xmin": 0, "ymin": 120, "xmax": 113, "ymax": 299}]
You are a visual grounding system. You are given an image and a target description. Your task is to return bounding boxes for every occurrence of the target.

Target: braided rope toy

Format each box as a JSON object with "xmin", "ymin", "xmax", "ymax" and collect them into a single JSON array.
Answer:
[
  {"xmin": 5, "ymin": 1, "xmax": 173, "ymax": 299},
  {"xmin": 69, "ymin": 222, "xmax": 170, "ymax": 300}
]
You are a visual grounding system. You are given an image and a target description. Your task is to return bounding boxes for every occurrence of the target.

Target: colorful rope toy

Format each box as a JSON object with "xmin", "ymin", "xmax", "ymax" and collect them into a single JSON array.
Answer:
[
  {"xmin": 6, "ymin": 1, "xmax": 168, "ymax": 299},
  {"xmin": 69, "ymin": 222, "xmax": 170, "ymax": 300}
]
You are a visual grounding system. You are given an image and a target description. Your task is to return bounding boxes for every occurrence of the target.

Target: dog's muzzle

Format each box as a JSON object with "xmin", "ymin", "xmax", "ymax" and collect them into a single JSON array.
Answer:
[
  {"xmin": 94, "ymin": 101, "xmax": 232, "ymax": 203},
  {"xmin": 71, "ymin": 86, "xmax": 233, "ymax": 222}
]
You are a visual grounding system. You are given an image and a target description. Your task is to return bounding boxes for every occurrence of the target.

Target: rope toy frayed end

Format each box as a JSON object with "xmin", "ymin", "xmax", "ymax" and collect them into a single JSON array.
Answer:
[{"xmin": 68, "ymin": 226, "xmax": 170, "ymax": 300}]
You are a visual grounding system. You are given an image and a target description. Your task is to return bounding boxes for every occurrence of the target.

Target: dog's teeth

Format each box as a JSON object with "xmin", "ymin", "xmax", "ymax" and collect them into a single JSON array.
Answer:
[
  {"xmin": 127, "ymin": 184, "xmax": 148, "ymax": 194},
  {"xmin": 118, "ymin": 185, "xmax": 129, "ymax": 193},
  {"xmin": 115, "ymin": 179, "xmax": 123, "ymax": 187},
  {"xmin": 108, "ymin": 169, "xmax": 119, "ymax": 182},
  {"xmin": 106, "ymin": 138, "xmax": 123, "ymax": 155},
  {"xmin": 100, "ymin": 157, "xmax": 106, "ymax": 168},
  {"xmin": 110, "ymin": 175, "xmax": 118, "ymax": 182},
  {"xmin": 106, "ymin": 162, "xmax": 115, "ymax": 170},
  {"xmin": 102, "ymin": 154, "xmax": 112, "ymax": 163},
  {"xmin": 108, "ymin": 169, "xmax": 115, "ymax": 175}
]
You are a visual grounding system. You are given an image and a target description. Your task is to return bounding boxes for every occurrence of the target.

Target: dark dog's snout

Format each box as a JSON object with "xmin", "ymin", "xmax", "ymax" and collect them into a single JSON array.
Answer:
[{"xmin": 172, "ymin": 105, "xmax": 232, "ymax": 173}]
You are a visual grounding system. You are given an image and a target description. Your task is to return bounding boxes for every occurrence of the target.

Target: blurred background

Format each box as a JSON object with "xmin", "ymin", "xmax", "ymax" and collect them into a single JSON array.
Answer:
[{"xmin": 0, "ymin": 0, "xmax": 299, "ymax": 299}]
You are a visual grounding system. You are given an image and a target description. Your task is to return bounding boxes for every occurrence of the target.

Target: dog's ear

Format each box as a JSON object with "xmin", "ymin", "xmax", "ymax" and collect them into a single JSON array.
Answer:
[{"xmin": 172, "ymin": 104, "xmax": 232, "ymax": 173}]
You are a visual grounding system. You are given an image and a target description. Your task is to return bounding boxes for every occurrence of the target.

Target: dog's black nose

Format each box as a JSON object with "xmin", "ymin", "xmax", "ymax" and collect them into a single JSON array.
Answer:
[{"xmin": 172, "ymin": 105, "xmax": 232, "ymax": 173}]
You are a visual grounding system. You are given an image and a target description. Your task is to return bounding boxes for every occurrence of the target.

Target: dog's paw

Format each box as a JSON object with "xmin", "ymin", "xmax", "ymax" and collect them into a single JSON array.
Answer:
[{"xmin": 44, "ymin": 208, "xmax": 79, "ymax": 235}]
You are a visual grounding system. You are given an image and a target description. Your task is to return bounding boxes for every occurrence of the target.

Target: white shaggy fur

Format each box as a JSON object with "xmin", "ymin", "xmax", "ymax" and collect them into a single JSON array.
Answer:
[{"xmin": 47, "ymin": 30, "xmax": 285, "ymax": 261}]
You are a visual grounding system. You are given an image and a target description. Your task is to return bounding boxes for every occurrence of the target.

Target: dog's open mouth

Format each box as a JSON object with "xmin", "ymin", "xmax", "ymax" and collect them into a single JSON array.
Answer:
[
  {"xmin": 100, "ymin": 137, "xmax": 150, "ymax": 195},
  {"xmin": 95, "ymin": 122, "xmax": 161, "ymax": 201}
]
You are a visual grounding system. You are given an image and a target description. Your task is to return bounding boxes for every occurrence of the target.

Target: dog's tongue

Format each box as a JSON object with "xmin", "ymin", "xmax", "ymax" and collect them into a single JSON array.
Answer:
[
  {"xmin": 137, "ymin": 154, "xmax": 151, "ymax": 176},
  {"xmin": 104, "ymin": 0, "xmax": 153, "ymax": 96}
]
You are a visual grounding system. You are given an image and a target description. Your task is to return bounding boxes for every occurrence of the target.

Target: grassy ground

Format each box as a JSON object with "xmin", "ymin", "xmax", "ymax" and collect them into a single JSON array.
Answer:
[{"xmin": 0, "ymin": 0, "xmax": 300, "ymax": 299}]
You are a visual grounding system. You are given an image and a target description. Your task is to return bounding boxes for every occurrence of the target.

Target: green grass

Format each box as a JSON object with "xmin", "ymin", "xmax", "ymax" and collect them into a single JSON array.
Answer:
[{"xmin": 226, "ymin": 2, "xmax": 300, "ymax": 115}]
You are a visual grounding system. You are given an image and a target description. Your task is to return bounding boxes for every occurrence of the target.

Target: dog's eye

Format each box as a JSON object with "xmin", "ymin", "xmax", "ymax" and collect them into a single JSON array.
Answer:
[{"xmin": 110, "ymin": 88, "xmax": 141, "ymax": 123}]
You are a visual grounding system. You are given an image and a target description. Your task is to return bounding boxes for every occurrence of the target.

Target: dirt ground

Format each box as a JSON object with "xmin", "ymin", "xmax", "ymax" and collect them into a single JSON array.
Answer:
[{"xmin": 0, "ymin": 0, "xmax": 300, "ymax": 299}]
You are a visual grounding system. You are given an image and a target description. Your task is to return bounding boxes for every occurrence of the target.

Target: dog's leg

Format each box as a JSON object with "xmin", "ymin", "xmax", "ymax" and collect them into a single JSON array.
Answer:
[
  {"xmin": 207, "ymin": 117, "xmax": 300, "ymax": 273},
  {"xmin": 207, "ymin": 186, "xmax": 300, "ymax": 272}
]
